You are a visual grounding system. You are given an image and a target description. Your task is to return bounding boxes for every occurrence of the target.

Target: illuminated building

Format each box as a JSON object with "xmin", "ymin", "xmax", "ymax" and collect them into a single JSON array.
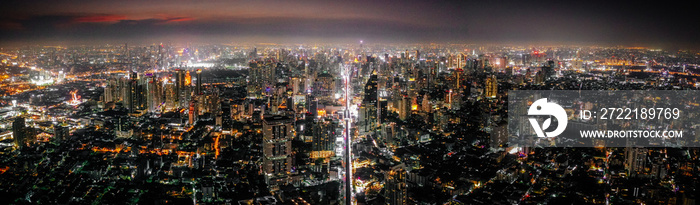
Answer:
[
  {"xmin": 306, "ymin": 94, "xmax": 318, "ymax": 118},
  {"xmin": 312, "ymin": 118, "xmax": 336, "ymax": 154},
  {"xmin": 195, "ymin": 69, "xmax": 202, "ymax": 95},
  {"xmin": 385, "ymin": 165, "xmax": 408, "ymax": 205},
  {"xmin": 359, "ymin": 72, "xmax": 378, "ymax": 133},
  {"xmin": 104, "ymin": 77, "xmax": 116, "ymax": 103},
  {"xmin": 188, "ymin": 100, "xmax": 198, "ymax": 125},
  {"xmin": 626, "ymin": 147, "xmax": 648, "ymax": 177},
  {"xmin": 53, "ymin": 124, "xmax": 69, "ymax": 142},
  {"xmin": 484, "ymin": 75, "xmax": 497, "ymax": 98},
  {"xmin": 421, "ymin": 94, "xmax": 431, "ymax": 113},
  {"xmin": 314, "ymin": 72, "xmax": 335, "ymax": 102},
  {"xmin": 399, "ymin": 95, "xmax": 410, "ymax": 121},
  {"xmin": 247, "ymin": 59, "xmax": 276, "ymax": 98},
  {"xmin": 147, "ymin": 76, "xmax": 163, "ymax": 113},
  {"xmin": 12, "ymin": 117, "xmax": 27, "ymax": 148},
  {"xmin": 164, "ymin": 79, "xmax": 177, "ymax": 111},
  {"xmin": 221, "ymin": 99, "xmax": 233, "ymax": 130},
  {"xmin": 262, "ymin": 115, "xmax": 294, "ymax": 188},
  {"xmin": 378, "ymin": 98, "xmax": 388, "ymax": 124},
  {"xmin": 176, "ymin": 69, "xmax": 188, "ymax": 107},
  {"xmin": 185, "ymin": 71, "xmax": 192, "ymax": 86}
]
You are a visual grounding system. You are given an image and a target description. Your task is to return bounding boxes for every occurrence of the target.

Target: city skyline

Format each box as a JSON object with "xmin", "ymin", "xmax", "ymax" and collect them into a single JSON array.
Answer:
[{"xmin": 1, "ymin": 1, "xmax": 699, "ymax": 204}]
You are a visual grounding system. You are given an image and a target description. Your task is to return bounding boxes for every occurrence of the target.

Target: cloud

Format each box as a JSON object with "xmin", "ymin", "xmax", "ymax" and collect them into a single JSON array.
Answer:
[
  {"xmin": 74, "ymin": 15, "xmax": 127, "ymax": 23},
  {"xmin": 164, "ymin": 17, "xmax": 196, "ymax": 23}
]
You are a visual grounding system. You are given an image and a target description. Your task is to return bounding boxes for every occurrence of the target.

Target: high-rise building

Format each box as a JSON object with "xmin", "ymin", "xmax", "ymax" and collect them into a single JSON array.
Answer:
[
  {"xmin": 104, "ymin": 78, "xmax": 115, "ymax": 103},
  {"xmin": 485, "ymin": 75, "xmax": 498, "ymax": 98},
  {"xmin": 195, "ymin": 69, "xmax": 202, "ymax": 95},
  {"xmin": 399, "ymin": 95, "xmax": 410, "ymax": 121},
  {"xmin": 306, "ymin": 94, "xmax": 318, "ymax": 118},
  {"xmin": 188, "ymin": 100, "xmax": 198, "ymax": 125},
  {"xmin": 262, "ymin": 115, "xmax": 294, "ymax": 187},
  {"xmin": 54, "ymin": 124, "xmax": 69, "ymax": 142},
  {"xmin": 12, "ymin": 117, "xmax": 27, "ymax": 148},
  {"xmin": 312, "ymin": 118, "xmax": 336, "ymax": 154},
  {"xmin": 221, "ymin": 100, "xmax": 232, "ymax": 129},
  {"xmin": 314, "ymin": 72, "xmax": 335, "ymax": 102},
  {"xmin": 385, "ymin": 165, "xmax": 408, "ymax": 205},
  {"xmin": 164, "ymin": 79, "xmax": 177, "ymax": 111},
  {"xmin": 421, "ymin": 94, "xmax": 431, "ymax": 113},
  {"xmin": 176, "ymin": 69, "xmax": 187, "ymax": 107},
  {"xmin": 360, "ymin": 72, "xmax": 378, "ymax": 133},
  {"xmin": 147, "ymin": 76, "xmax": 162, "ymax": 113},
  {"xmin": 626, "ymin": 147, "xmax": 648, "ymax": 177}
]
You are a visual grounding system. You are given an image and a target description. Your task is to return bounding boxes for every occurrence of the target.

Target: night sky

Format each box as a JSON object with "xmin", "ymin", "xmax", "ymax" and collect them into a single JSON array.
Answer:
[{"xmin": 1, "ymin": 0, "xmax": 699, "ymax": 48}]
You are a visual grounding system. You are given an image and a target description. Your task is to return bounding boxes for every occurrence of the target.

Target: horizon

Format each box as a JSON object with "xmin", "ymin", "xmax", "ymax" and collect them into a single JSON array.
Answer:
[{"xmin": 2, "ymin": 0, "xmax": 700, "ymax": 49}]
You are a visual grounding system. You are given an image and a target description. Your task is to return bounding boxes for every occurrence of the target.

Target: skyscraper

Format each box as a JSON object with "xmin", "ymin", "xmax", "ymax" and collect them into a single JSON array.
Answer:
[
  {"xmin": 360, "ymin": 72, "xmax": 378, "ymax": 133},
  {"xmin": 54, "ymin": 124, "xmax": 69, "ymax": 142},
  {"xmin": 385, "ymin": 165, "xmax": 408, "ymax": 205},
  {"xmin": 12, "ymin": 117, "xmax": 27, "ymax": 148},
  {"xmin": 176, "ymin": 69, "xmax": 187, "ymax": 107},
  {"xmin": 262, "ymin": 115, "xmax": 294, "ymax": 188},
  {"xmin": 195, "ymin": 69, "xmax": 202, "ymax": 95},
  {"xmin": 312, "ymin": 118, "xmax": 336, "ymax": 154},
  {"xmin": 485, "ymin": 75, "xmax": 498, "ymax": 98},
  {"xmin": 147, "ymin": 76, "xmax": 162, "ymax": 113},
  {"xmin": 188, "ymin": 100, "xmax": 197, "ymax": 125},
  {"xmin": 221, "ymin": 100, "xmax": 232, "ymax": 129}
]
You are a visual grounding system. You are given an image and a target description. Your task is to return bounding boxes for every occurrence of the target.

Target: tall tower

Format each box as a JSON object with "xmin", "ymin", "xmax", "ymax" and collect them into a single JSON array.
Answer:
[
  {"xmin": 127, "ymin": 71, "xmax": 140, "ymax": 112},
  {"xmin": 12, "ymin": 117, "xmax": 26, "ymax": 148},
  {"xmin": 188, "ymin": 100, "xmax": 197, "ymax": 125},
  {"xmin": 262, "ymin": 115, "xmax": 294, "ymax": 188},
  {"xmin": 54, "ymin": 124, "xmax": 69, "ymax": 142},
  {"xmin": 176, "ymin": 69, "xmax": 186, "ymax": 107},
  {"xmin": 196, "ymin": 69, "xmax": 202, "ymax": 95},
  {"xmin": 385, "ymin": 165, "xmax": 408, "ymax": 205},
  {"xmin": 360, "ymin": 72, "xmax": 378, "ymax": 133},
  {"xmin": 484, "ymin": 75, "xmax": 498, "ymax": 98}
]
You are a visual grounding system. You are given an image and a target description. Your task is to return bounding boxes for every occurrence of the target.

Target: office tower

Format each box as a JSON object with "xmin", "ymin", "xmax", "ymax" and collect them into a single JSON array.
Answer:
[
  {"xmin": 312, "ymin": 118, "xmax": 336, "ymax": 153},
  {"xmin": 262, "ymin": 115, "xmax": 294, "ymax": 187},
  {"xmin": 54, "ymin": 124, "xmax": 69, "ymax": 141},
  {"xmin": 125, "ymin": 71, "xmax": 141, "ymax": 112},
  {"xmin": 399, "ymin": 95, "xmax": 410, "ymax": 121},
  {"xmin": 385, "ymin": 165, "xmax": 408, "ymax": 205},
  {"xmin": 147, "ymin": 76, "xmax": 162, "ymax": 113},
  {"xmin": 164, "ymin": 79, "xmax": 177, "ymax": 111},
  {"xmin": 185, "ymin": 71, "xmax": 192, "ymax": 87},
  {"xmin": 176, "ymin": 69, "xmax": 186, "ymax": 107},
  {"xmin": 195, "ymin": 69, "xmax": 202, "ymax": 95},
  {"xmin": 306, "ymin": 94, "xmax": 318, "ymax": 118},
  {"xmin": 188, "ymin": 100, "xmax": 197, "ymax": 125},
  {"xmin": 360, "ymin": 72, "xmax": 378, "ymax": 133},
  {"xmin": 248, "ymin": 61, "xmax": 264, "ymax": 98},
  {"xmin": 12, "ymin": 117, "xmax": 27, "ymax": 148},
  {"xmin": 104, "ymin": 78, "xmax": 115, "ymax": 103},
  {"xmin": 626, "ymin": 147, "xmax": 648, "ymax": 177},
  {"xmin": 221, "ymin": 100, "xmax": 232, "ymax": 129},
  {"xmin": 314, "ymin": 72, "xmax": 335, "ymax": 102},
  {"xmin": 421, "ymin": 94, "xmax": 431, "ymax": 113},
  {"xmin": 378, "ymin": 98, "xmax": 388, "ymax": 124},
  {"xmin": 484, "ymin": 75, "xmax": 497, "ymax": 98},
  {"xmin": 115, "ymin": 116, "xmax": 132, "ymax": 138}
]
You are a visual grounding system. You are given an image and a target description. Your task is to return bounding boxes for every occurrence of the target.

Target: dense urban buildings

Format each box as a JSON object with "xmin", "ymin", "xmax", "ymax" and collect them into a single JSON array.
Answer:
[
  {"xmin": 1, "ymin": 1, "xmax": 700, "ymax": 204},
  {"xmin": 1, "ymin": 42, "xmax": 698, "ymax": 204}
]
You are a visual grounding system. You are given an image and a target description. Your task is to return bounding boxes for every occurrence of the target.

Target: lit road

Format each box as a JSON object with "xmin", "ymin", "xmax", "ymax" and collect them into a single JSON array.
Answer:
[{"xmin": 343, "ymin": 64, "xmax": 355, "ymax": 205}]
